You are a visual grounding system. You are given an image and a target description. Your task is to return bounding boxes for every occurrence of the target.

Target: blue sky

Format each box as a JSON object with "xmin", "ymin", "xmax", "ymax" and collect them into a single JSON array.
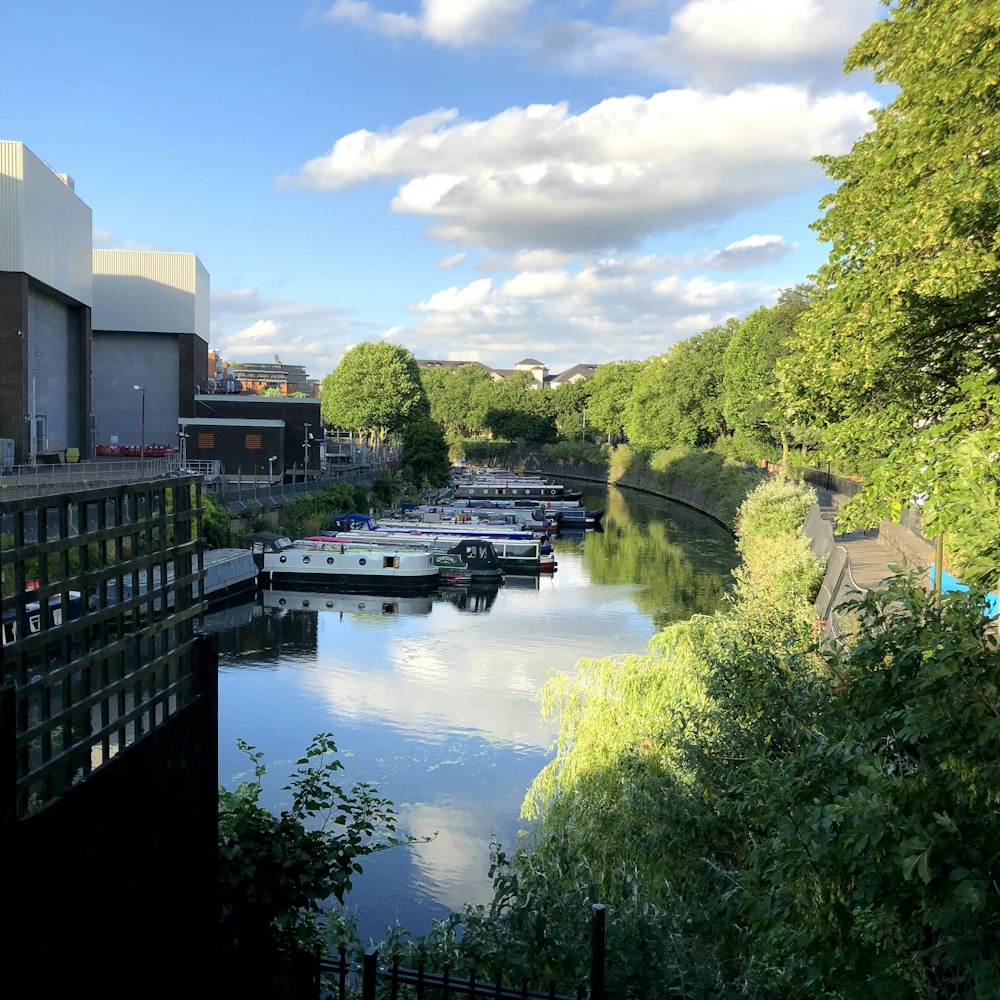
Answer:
[{"xmin": 5, "ymin": 0, "xmax": 887, "ymax": 377}]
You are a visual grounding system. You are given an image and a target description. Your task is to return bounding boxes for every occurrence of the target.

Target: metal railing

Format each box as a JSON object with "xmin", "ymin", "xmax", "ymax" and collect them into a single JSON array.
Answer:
[
  {"xmin": 278, "ymin": 904, "xmax": 606, "ymax": 1000},
  {"xmin": 802, "ymin": 504, "xmax": 867, "ymax": 647}
]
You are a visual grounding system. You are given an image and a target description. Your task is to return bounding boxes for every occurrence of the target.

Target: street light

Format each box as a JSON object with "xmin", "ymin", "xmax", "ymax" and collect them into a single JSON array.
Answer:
[
  {"xmin": 303, "ymin": 424, "xmax": 313, "ymax": 479},
  {"xmin": 268, "ymin": 455, "xmax": 277, "ymax": 483},
  {"xmin": 178, "ymin": 427, "xmax": 189, "ymax": 472},
  {"xmin": 133, "ymin": 385, "xmax": 145, "ymax": 467}
]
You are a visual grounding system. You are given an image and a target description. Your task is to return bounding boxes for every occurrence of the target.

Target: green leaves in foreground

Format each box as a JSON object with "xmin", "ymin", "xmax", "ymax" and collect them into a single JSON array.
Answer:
[{"xmin": 219, "ymin": 732, "xmax": 427, "ymax": 953}]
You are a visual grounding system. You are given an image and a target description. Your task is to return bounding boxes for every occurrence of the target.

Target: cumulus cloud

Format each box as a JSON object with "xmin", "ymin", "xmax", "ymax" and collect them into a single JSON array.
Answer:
[
  {"xmin": 325, "ymin": 0, "xmax": 882, "ymax": 88},
  {"xmin": 210, "ymin": 288, "xmax": 374, "ymax": 377},
  {"xmin": 280, "ymin": 85, "xmax": 874, "ymax": 252},
  {"xmin": 702, "ymin": 233, "xmax": 796, "ymax": 269},
  {"xmin": 666, "ymin": 0, "xmax": 881, "ymax": 87},
  {"xmin": 326, "ymin": 0, "xmax": 532, "ymax": 47},
  {"xmin": 402, "ymin": 259, "xmax": 780, "ymax": 369}
]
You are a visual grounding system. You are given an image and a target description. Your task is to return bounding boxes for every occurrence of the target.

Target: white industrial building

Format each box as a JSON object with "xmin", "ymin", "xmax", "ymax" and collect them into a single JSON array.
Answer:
[
  {"xmin": 0, "ymin": 140, "xmax": 212, "ymax": 465},
  {"xmin": 91, "ymin": 250, "xmax": 210, "ymax": 450},
  {"xmin": 0, "ymin": 141, "xmax": 93, "ymax": 464}
]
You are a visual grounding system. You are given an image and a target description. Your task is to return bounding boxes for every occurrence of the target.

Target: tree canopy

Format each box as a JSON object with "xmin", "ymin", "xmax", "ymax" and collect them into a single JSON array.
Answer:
[
  {"xmin": 777, "ymin": 0, "xmax": 1000, "ymax": 461},
  {"xmin": 321, "ymin": 343, "xmax": 429, "ymax": 440},
  {"xmin": 624, "ymin": 322, "xmax": 735, "ymax": 451}
]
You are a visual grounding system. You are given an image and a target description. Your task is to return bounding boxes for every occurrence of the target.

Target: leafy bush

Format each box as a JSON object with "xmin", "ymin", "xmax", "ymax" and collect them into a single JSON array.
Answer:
[
  {"xmin": 539, "ymin": 440, "xmax": 608, "ymax": 466},
  {"xmin": 219, "ymin": 733, "xmax": 421, "ymax": 955},
  {"xmin": 202, "ymin": 491, "xmax": 233, "ymax": 548}
]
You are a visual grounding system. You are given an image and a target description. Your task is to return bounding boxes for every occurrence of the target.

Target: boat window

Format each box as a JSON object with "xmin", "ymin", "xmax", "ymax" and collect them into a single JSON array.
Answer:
[
  {"xmin": 278, "ymin": 598, "xmax": 287, "ymax": 606},
  {"xmin": 303, "ymin": 556, "xmax": 310, "ymax": 564},
  {"xmin": 359, "ymin": 558, "xmax": 367, "ymax": 566},
  {"xmin": 327, "ymin": 557, "xmax": 334, "ymax": 565},
  {"xmin": 383, "ymin": 556, "xmax": 399, "ymax": 569},
  {"xmin": 302, "ymin": 600, "xmax": 310, "ymax": 607},
  {"xmin": 279, "ymin": 555, "xmax": 287, "ymax": 563},
  {"xmin": 506, "ymin": 543, "xmax": 535, "ymax": 558}
]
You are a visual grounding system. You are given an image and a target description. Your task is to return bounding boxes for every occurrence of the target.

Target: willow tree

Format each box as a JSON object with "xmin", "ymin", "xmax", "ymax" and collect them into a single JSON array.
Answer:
[
  {"xmin": 776, "ymin": 0, "xmax": 1000, "ymax": 590},
  {"xmin": 321, "ymin": 342, "xmax": 429, "ymax": 454}
]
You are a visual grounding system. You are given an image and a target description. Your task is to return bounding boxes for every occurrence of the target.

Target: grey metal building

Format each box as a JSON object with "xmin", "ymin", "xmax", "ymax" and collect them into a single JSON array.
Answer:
[{"xmin": 91, "ymin": 249, "xmax": 209, "ymax": 451}]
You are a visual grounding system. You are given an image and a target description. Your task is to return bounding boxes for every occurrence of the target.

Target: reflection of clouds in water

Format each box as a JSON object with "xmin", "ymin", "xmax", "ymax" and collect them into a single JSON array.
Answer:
[
  {"xmin": 405, "ymin": 800, "xmax": 519, "ymax": 912},
  {"xmin": 305, "ymin": 567, "xmax": 654, "ymax": 749}
]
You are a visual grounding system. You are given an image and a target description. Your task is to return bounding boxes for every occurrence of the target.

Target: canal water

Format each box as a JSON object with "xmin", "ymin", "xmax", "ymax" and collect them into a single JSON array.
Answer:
[{"xmin": 212, "ymin": 484, "xmax": 738, "ymax": 943}]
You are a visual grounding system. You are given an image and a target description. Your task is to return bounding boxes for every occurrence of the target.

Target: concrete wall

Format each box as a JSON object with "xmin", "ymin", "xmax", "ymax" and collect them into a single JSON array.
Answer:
[{"xmin": 92, "ymin": 332, "xmax": 180, "ymax": 446}]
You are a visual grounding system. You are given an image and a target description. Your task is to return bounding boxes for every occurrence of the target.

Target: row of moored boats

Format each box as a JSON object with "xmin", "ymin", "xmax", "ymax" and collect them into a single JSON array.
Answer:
[
  {"xmin": 3, "ymin": 473, "xmax": 603, "ymax": 646},
  {"xmin": 243, "ymin": 469, "xmax": 604, "ymax": 594}
]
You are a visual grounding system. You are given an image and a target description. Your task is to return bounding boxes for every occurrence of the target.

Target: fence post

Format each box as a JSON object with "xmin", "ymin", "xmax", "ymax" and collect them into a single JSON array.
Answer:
[
  {"xmin": 590, "ymin": 903, "xmax": 605, "ymax": 1000},
  {"xmin": 934, "ymin": 533, "xmax": 945, "ymax": 607},
  {"xmin": 362, "ymin": 949, "xmax": 378, "ymax": 1000}
]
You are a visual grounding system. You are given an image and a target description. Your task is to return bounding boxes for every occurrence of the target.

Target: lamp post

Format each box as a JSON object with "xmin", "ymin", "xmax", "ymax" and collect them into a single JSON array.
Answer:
[
  {"xmin": 268, "ymin": 455, "xmax": 277, "ymax": 484},
  {"xmin": 132, "ymin": 385, "xmax": 145, "ymax": 468},
  {"xmin": 303, "ymin": 424, "xmax": 311, "ymax": 480},
  {"xmin": 178, "ymin": 427, "xmax": 189, "ymax": 472}
]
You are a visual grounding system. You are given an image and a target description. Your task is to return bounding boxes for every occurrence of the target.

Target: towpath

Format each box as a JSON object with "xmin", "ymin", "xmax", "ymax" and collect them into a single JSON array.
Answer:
[{"xmin": 813, "ymin": 485, "xmax": 934, "ymax": 591}]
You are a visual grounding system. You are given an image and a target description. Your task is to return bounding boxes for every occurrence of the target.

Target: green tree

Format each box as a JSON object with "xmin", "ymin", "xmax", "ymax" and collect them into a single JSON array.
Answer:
[
  {"xmin": 723, "ymin": 288, "xmax": 815, "ymax": 461},
  {"xmin": 476, "ymin": 371, "xmax": 557, "ymax": 442},
  {"xmin": 321, "ymin": 343, "xmax": 430, "ymax": 448},
  {"xmin": 399, "ymin": 416, "xmax": 451, "ymax": 488},
  {"xmin": 777, "ymin": 0, "xmax": 1000, "ymax": 462},
  {"xmin": 551, "ymin": 380, "xmax": 592, "ymax": 440},
  {"xmin": 585, "ymin": 360, "xmax": 643, "ymax": 441},
  {"xmin": 421, "ymin": 363, "xmax": 492, "ymax": 437},
  {"xmin": 624, "ymin": 322, "xmax": 736, "ymax": 451}
]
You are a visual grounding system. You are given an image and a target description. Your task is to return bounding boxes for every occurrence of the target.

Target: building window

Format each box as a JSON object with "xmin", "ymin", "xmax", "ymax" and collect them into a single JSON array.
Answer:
[
  {"xmin": 245, "ymin": 434, "xmax": 262, "ymax": 450},
  {"xmin": 198, "ymin": 433, "xmax": 214, "ymax": 448}
]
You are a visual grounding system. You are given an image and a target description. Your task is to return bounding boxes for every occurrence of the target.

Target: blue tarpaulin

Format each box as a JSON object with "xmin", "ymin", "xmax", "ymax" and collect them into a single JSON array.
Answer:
[{"xmin": 929, "ymin": 565, "xmax": 999, "ymax": 620}]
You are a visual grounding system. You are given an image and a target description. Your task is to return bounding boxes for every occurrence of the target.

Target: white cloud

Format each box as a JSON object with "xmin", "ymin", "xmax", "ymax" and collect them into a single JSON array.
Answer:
[
  {"xmin": 326, "ymin": 0, "xmax": 532, "ymax": 47},
  {"xmin": 91, "ymin": 225, "xmax": 169, "ymax": 252},
  {"xmin": 703, "ymin": 233, "xmax": 796, "ymax": 269},
  {"xmin": 667, "ymin": 0, "xmax": 880, "ymax": 86},
  {"xmin": 282, "ymin": 85, "xmax": 874, "ymax": 252},
  {"xmin": 325, "ymin": 0, "xmax": 883, "ymax": 88},
  {"xmin": 210, "ymin": 288, "xmax": 374, "ymax": 377},
  {"xmin": 437, "ymin": 252, "xmax": 467, "ymax": 269},
  {"xmin": 401, "ymin": 259, "xmax": 779, "ymax": 369}
]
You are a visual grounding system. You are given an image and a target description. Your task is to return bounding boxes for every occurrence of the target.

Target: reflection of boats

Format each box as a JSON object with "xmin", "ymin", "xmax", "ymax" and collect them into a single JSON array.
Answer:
[
  {"xmin": 241, "ymin": 532, "xmax": 439, "ymax": 593},
  {"xmin": 436, "ymin": 584, "xmax": 501, "ymax": 613},
  {"xmin": 502, "ymin": 573, "xmax": 541, "ymax": 590},
  {"xmin": 555, "ymin": 507, "xmax": 605, "ymax": 528},
  {"xmin": 262, "ymin": 589, "xmax": 434, "ymax": 617},
  {"xmin": 198, "ymin": 594, "xmax": 260, "ymax": 634}
]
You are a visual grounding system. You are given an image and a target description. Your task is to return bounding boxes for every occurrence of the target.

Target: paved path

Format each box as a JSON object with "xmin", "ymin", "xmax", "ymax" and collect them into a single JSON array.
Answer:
[{"xmin": 813, "ymin": 486, "xmax": 934, "ymax": 592}]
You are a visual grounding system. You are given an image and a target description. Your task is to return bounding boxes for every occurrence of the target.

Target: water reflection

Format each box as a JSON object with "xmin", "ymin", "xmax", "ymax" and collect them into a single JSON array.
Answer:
[
  {"xmin": 216, "ymin": 485, "xmax": 738, "ymax": 939},
  {"xmin": 436, "ymin": 584, "xmax": 502, "ymax": 613},
  {"xmin": 263, "ymin": 588, "xmax": 434, "ymax": 617}
]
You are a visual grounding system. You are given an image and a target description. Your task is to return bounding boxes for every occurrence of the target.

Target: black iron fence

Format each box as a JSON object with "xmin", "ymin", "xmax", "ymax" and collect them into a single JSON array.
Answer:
[{"xmin": 276, "ymin": 905, "xmax": 607, "ymax": 1000}]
